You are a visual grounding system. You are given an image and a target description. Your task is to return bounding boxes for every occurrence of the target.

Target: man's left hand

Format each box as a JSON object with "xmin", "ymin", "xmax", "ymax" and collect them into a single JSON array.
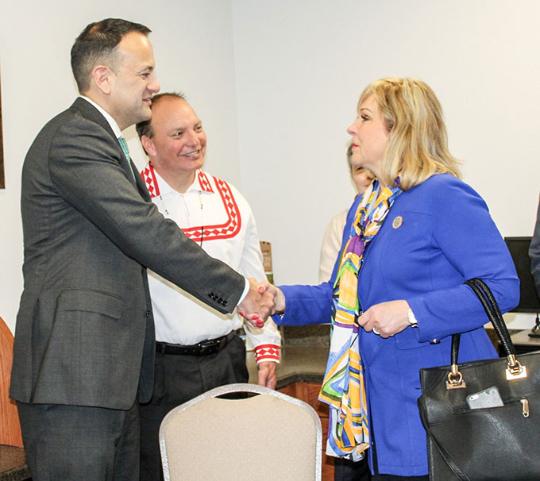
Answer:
[{"xmin": 257, "ymin": 362, "xmax": 277, "ymax": 389}]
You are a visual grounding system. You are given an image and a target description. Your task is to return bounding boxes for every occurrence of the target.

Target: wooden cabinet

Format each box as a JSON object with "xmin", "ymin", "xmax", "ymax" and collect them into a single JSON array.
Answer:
[{"xmin": 279, "ymin": 381, "xmax": 334, "ymax": 481}]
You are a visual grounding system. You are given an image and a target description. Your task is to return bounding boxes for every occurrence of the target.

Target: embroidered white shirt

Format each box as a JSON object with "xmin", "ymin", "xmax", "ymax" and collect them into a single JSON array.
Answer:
[{"xmin": 142, "ymin": 164, "xmax": 280, "ymax": 363}]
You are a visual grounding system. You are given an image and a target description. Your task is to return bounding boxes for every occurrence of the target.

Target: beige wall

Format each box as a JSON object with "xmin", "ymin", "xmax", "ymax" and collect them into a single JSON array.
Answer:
[
  {"xmin": 0, "ymin": 0, "xmax": 241, "ymax": 331},
  {"xmin": 1, "ymin": 0, "xmax": 539, "ymax": 331},
  {"xmin": 233, "ymin": 0, "xmax": 540, "ymax": 327}
]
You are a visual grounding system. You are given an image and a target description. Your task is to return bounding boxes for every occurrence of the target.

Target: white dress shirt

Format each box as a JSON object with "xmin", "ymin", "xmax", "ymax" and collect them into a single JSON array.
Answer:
[
  {"xmin": 141, "ymin": 164, "xmax": 280, "ymax": 362},
  {"xmin": 79, "ymin": 96, "xmax": 122, "ymax": 137}
]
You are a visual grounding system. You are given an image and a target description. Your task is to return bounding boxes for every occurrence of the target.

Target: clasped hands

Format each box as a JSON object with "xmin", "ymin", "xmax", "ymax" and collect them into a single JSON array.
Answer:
[
  {"xmin": 237, "ymin": 278, "xmax": 285, "ymax": 328},
  {"xmin": 239, "ymin": 278, "xmax": 412, "ymax": 338},
  {"xmin": 237, "ymin": 279, "xmax": 411, "ymax": 390}
]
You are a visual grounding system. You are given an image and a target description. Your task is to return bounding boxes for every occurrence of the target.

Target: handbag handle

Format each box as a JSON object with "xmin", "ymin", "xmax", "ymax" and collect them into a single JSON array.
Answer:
[
  {"xmin": 465, "ymin": 279, "xmax": 516, "ymax": 356},
  {"xmin": 446, "ymin": 278, "xmax": 526, "ymax": 390}
]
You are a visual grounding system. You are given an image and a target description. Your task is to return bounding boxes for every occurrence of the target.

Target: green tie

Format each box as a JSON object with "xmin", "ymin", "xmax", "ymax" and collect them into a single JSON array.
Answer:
[{"xmin": 118, "ymin": 137, "xmax": 136, "ymax": 182}]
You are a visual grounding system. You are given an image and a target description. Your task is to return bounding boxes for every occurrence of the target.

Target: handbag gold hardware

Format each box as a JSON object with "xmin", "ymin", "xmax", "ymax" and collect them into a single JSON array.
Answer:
[
  {"xmin": 446, "ymin": 364, "xmax": 466, "ymax": 389},
  {"xmin": 506, "ymin": 355, "xmax": 528, "ymax": 380},
  {"xmin": 520, "ymin": 398, "xmax": 530, "ymax": 418}
]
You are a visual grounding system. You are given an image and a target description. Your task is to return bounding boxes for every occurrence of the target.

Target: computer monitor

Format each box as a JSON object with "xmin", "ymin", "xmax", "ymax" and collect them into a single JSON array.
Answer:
[{"xmin": 504, "ymin": 237, "xmax": 540, "ymax": 313}]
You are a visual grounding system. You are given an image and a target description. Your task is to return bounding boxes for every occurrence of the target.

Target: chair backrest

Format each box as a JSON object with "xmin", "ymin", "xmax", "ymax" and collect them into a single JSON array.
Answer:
[
  {"xmin": 160, "ymin": 383, "xmax": 322, "ymax": 481},
  {"xmin": 0, "ymin": 317, "xmax": 23, "ymax": 447}
]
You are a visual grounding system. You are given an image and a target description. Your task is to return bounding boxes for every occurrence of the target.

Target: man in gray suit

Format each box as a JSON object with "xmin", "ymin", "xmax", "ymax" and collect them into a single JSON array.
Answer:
[
  {"xmin": 10, "ymin": 18, "xmax": 272, "ymax": 481},
  {"xmin": 531, "ymin": 197, "xmax": 540, "ymax": 295}
]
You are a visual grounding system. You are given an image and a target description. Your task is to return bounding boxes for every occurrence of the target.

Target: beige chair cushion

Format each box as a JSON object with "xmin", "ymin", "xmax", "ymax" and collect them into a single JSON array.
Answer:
[{"xmin": 160, "ymin": 384, "xmax": 321, "ymax": 481}]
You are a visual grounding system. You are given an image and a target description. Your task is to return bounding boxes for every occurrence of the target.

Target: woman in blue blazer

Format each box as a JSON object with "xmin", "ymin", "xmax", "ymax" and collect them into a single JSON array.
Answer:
[{"xmin": 270, "ymin": 78, "xmax": 519, "ymax": 480}]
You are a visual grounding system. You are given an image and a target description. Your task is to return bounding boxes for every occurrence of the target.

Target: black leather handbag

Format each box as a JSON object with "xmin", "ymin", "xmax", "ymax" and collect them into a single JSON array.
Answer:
[{"xmin": 418, "ymin": 278, "xmax": 540, "ymax": 481}]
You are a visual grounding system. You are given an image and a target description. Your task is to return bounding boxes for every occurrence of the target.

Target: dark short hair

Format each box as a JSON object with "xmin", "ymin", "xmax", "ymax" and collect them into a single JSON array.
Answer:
[
  {"xmin": 71, "ymin": 18, "xmax": 151, "ymax": 93},
  {"xmin": 135, "ymin": 92, "xmax": 186, "ymax": 139}
]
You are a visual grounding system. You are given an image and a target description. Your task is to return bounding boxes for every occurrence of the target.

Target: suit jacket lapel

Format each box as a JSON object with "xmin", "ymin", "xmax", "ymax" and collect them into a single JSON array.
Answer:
[
  {"xmin": 70, "ymin": 98, "xmax": 150, "ymax": 199},
  {"xmin": 71, "ymin": 97, "xmax": 117, "ymax": 142}
]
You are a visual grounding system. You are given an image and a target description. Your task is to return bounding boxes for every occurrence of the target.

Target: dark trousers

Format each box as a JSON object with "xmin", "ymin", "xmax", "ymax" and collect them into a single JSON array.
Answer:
[
  {"xmin": 334, "ymin": 457, "xmax": 371, "ymax": 481},
  {"xmin": 139, "ymin": 334, "xmax": 249, "ymax": 481},
  {"xmin": 18, "ymin": 401, "xmax": 139, "ymax": 481}
]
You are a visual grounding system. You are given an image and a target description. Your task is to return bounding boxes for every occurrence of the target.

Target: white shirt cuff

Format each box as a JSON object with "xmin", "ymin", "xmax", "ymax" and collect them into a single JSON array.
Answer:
[{"xmin": 238, "ymin": 277, "xmax": 250, "ymax": 305}]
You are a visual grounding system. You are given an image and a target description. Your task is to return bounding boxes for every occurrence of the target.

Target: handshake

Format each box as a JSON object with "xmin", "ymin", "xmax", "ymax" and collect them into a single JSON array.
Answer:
[{"xmin": 237, "ymin": 278, "xmax": 286, "ymax": 328}]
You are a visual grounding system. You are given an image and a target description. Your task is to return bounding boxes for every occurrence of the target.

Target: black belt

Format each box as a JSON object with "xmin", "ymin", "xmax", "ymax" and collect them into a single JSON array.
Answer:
[{"xmin": 155, "ymin": 333, "xmax": 232, "ymax": 356}]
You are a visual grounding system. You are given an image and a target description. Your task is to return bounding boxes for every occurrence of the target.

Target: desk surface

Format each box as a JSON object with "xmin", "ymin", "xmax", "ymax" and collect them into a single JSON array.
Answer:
[{"xmin": 511, "ymin": 329, "xmax": 540, "ymax": 349}]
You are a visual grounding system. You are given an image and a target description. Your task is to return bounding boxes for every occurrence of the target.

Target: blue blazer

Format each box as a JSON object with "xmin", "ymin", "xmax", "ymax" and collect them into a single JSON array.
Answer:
[{"xmin": 276, "ymin": 174, "xmax": 519, "ymax": 476}]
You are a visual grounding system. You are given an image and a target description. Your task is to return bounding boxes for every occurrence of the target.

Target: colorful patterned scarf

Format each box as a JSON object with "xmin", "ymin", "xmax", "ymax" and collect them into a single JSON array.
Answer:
[{"xmin": 319, "ymin": 180, "xmax": 402, "ymax": 461}]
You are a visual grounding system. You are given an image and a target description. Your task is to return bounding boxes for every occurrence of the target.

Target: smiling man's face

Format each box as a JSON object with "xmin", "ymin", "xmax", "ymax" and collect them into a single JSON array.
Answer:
[{"xmin": 143, "ymin": 96, "xmax": 207, "ymax": 184}]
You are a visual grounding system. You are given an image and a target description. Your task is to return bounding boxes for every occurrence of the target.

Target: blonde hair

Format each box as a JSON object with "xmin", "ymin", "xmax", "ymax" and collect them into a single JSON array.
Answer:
[{"xmin": 359, "ymin": 78, "xmax": 461, "ymax": 190}]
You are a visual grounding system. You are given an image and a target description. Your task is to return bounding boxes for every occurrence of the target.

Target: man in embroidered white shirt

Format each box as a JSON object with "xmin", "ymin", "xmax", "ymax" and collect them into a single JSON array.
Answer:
[{"xmin": 135, "ymin": 92, "xmax": 281, "ymax": 481}]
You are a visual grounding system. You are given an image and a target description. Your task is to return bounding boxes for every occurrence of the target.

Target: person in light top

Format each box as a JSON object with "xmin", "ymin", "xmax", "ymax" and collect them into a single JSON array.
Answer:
[
  {"xmin": 136, "ymin": 92, "xmax": 281, "ymax": 481},
  {"xmin": 319, "ymin": 143, "xmax": 375, "ymax": 283}
]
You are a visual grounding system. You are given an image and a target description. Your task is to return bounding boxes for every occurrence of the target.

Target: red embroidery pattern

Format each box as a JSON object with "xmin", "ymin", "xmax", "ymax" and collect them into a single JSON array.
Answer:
[
  {"xmin": 255, "ymin": 344, "xmax": 281, "ymax": 363},
  {"xmin": 183, "ymin": 177, "xmax": 242, "ymax": 242},
  {"xmin": 141, "ymin": 165, "xmax": 242, "ymax": 242},
  {"xmin": 197, "ymin": 171, "xmax": 214, "ymax": 193},
  {"xmin": 141, "ymin": 165, "xmax": 161, "ymax": 198}
]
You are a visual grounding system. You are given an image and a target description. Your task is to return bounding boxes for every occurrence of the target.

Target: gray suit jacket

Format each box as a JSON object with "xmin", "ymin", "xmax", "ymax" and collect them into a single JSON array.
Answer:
[
  {"xmin": 531, "ymin": 197, "xmax": 540, "ymax": 295},
  {"xmin": 11, "ymin": 98, "xmax": 245, "ymax": 410}
]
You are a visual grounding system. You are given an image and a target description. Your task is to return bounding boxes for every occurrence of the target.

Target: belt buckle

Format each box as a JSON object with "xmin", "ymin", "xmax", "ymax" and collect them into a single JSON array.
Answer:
[
  {"xmin": 200, "ymin": 337, "xmax": 224, "ymax": 354},
  {"xmin": 199, "ymin": 338, "xmax": 222, "ymax": 355}
]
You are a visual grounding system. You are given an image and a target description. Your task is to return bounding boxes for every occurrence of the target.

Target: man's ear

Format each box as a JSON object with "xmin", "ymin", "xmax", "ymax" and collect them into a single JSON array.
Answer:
[
  {"xmin": 91, "ymin": 65, "xmax": 114, "ymax": 95},
  {"xmin": 141, "ymin": 135, "xmax": 156, "ymax": 157}
]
